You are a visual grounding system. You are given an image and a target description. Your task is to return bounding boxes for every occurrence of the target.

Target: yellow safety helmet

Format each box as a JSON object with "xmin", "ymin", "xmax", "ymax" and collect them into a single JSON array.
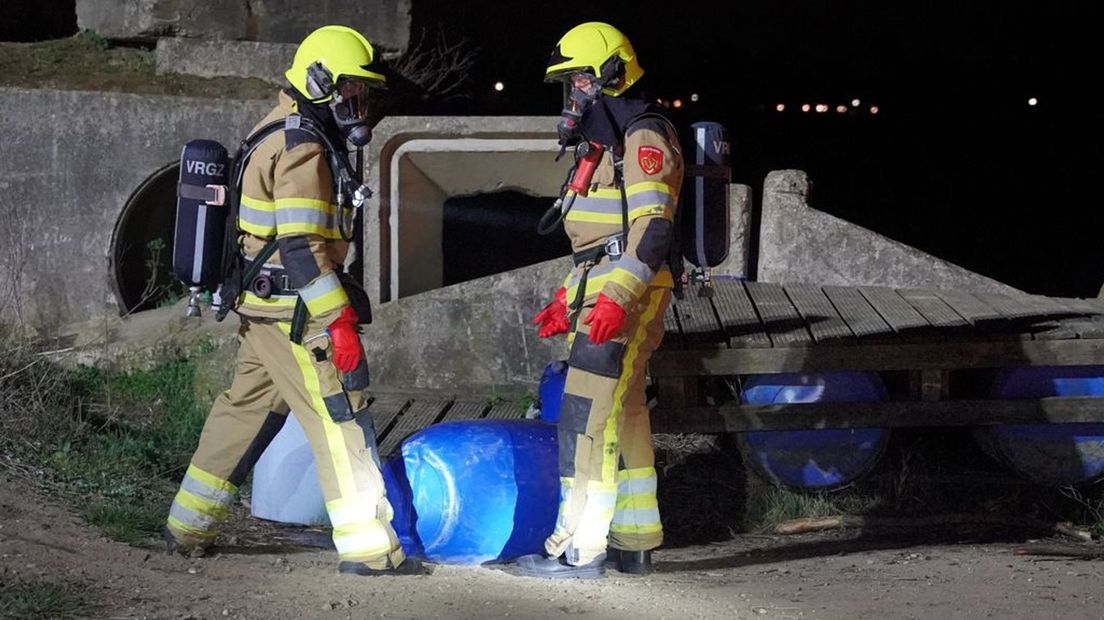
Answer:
[
  {"xmin": 286, "ymin": 25, "xmax": 386, "ymax": 101},
  {"xmin": 545, "ymin": 22, "xmax": 643, "ymax": 97}
]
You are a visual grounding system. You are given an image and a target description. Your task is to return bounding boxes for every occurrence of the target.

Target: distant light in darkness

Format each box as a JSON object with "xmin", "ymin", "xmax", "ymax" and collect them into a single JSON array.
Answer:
[
  {"xmin": 836, "ymin": 105, "xmax": 848, "ymax": 113},
  {"xmin": 851, "ymin": 98, "xmax": 861, "ymax": 107},
  {"xmin": 1028, "ymin": 97, "xmax": 1038, "ymax": 106},
  {"xmin": 673, "ymin": 99, "xmax": 683, "ymax": 109},
  {"xmin": 691, "ymin": 93, "xmax": 700, "ymax": 102},
  {"xmin": 801, "ymin": 103, "xmax": 811, "ymax": 113},
  {"xmin": 494, "ymin": 81, "xmax": 504, "ymax": 91},
  {"xmin": 815, "ymin": 104, "xmax": 829, "ymax": 113},
  {"xmin": 870, "ymin": 105, "xmax": 880, "ymax": 114},
  {"xmin": 776, "ymin": 103, "xmax": 785, "ymax": 112}
]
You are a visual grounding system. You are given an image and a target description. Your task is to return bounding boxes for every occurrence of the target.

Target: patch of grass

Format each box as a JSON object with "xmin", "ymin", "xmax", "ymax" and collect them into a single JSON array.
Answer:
[
  {"xmin": 748, "ymin": 486, "xmax": 883, "ymax": 533},
  {"xmin": 2, "ymin": 339, "xmax": 211, "ymax": 545},
  {"xmin": 0, "ymin": 578, "xmax": 92, "ymax": 620},
  {"xmin": 84, "ymin": 499, "xmax": 167, "ymax": 545},
  {"xmin": 0, "ymin": 33, "xmax": 274, "ymax": 99}
]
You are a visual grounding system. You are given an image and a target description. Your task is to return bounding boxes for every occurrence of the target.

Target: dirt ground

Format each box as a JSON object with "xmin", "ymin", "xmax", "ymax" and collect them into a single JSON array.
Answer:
[{"xmin": 3, "ymin": 474, "xmax": 1103, "ymax": 620}]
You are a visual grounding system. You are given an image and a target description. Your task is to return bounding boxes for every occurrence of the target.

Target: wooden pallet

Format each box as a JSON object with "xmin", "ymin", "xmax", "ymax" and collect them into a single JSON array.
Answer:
[
  {"xmin": 649, "ymin": 278, "xmax": 1104, "ymax": 432},
  {"xmin": 366, "ymin": 395, "xmax": 527, "ymax": 457}
]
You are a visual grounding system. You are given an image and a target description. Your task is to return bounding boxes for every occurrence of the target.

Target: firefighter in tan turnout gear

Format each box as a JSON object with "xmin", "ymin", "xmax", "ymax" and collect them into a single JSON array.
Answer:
[
  {"xmin": 164, "ymin": 25, "xmax": 425, "ymax": 576},
  {"xmin": 518, "ymin": 22, "xmax": 683, "ymax": 579}
]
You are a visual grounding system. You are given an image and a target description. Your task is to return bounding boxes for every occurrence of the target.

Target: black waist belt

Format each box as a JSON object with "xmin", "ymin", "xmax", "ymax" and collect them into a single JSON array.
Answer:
[{"xmin": 572, "ymin": 244, "xmax": 607, "ymax": 267}]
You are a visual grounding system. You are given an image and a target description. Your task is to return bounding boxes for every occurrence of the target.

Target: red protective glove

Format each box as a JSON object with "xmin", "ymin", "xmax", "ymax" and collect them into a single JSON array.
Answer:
[
  {"xmin": 531, "ymin": 287, "xmax": 570, "ymax": 338},
  {"xmin": 582, "ymin": 293, "xmax": 626, "ymax": 344},
  {"xmin": 327, "ymin": 306, "xmax": 363, "ymax": 373}
]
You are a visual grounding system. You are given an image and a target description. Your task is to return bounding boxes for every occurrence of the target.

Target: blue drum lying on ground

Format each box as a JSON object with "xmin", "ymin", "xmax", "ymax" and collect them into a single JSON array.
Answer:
[
  {"xmin": 251, "ymin": 417, "xmax": 560, "ymax": 564},
  {"xmin": 251, "ymin": 413, "xmax": 330, "ymax": 526},
  {"xmin": 384, "ymin": 420, "xmax": 560, "ymax": 564},
  {"xmin": 738, "ymin": 372, "xmax": 890, "ymax": 489},
  {"xmin": 973, "ymin": 366, "xmax": 1104, "ymax": 486}
]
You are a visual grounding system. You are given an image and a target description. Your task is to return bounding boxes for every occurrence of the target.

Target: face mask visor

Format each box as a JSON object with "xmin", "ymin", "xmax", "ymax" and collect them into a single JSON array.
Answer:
[
  {"xmin": 552, "ymin": 71, "xmax": 603, "ymax": 147},
  {"xmin": 330, "ymin": 77, "xmax": 372, "ymax": 124}
]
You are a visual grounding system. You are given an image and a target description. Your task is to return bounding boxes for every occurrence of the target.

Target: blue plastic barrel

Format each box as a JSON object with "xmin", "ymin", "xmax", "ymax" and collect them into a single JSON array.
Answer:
[
  {"xmin": 251, "ymin": 413, "xmax": 330, "ymax": 526},
  {"xmin": 383, "ymin": 419, "xmax": 560, "ymax": 564},
  {"xmin": 538, "ymin": 360, "xmax": 569, "ymax": 423},
  {"xmin": 738, "ymin": 372, "xmax": 890, "ymax": 489},
  {"xmin": 973, "ymin": 366, "xmax": 1104, "ymax": 486}
]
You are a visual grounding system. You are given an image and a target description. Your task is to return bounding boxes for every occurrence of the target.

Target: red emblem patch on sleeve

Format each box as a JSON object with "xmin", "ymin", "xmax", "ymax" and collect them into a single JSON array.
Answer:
[{"xmin": 637, "ymin": 145, "xmax": 664, "ymax": 175}]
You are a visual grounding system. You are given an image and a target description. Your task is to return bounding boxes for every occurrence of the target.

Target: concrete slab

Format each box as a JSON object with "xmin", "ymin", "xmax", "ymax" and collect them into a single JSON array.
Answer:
[
  {"xmin": 76, "ymin": 0, "xmax": 411, "ymax": 50},
  {"xmin": 155, "ymin": 38, "xmax": 296, "ymax": 85},
  {"xmin": 758, "ymin": 169, "xmax": 1021, "ymax": 294}
]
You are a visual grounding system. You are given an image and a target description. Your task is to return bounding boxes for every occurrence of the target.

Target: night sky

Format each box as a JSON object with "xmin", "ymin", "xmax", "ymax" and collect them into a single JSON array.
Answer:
[{"xmin": 411, "ymin": 1, "xmax": 1104, "ymax": 297}]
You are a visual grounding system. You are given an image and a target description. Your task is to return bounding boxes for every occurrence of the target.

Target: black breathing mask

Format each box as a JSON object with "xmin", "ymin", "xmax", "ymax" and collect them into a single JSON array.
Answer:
[
  {"xmin": 330, "ymin": 77, "xmax": 373, "ymax": 147},
  {"xmin": 557, "ymin": 80, "xmax": 603, "ymax": 147}
]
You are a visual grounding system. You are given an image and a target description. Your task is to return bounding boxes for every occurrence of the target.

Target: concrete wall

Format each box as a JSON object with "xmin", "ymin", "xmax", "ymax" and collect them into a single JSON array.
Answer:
[
  {"xmin": 757, "ymin": 170, "xmax": 1021, "ymax": 294},
  {"xmin": 76, "ymin": 0, "xmax": 411, "ymax": 51},
  {"xmin": 362, "ymin": 257, "xmax": 569, "ymax": 392},
  {"xmin": 155, "ymin": 38, "xmax": 296, "ymax": 85},
  {"xmin": 363, "ymin": 116, "xmax": 571, "ymax": 302},
  {"xmin": 0, "ymin": 87, "xmax": 274, "ymax": 332}
]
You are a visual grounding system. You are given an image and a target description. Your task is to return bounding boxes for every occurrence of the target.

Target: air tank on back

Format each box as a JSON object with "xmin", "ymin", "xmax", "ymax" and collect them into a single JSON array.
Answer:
[
  {"xmin": 680, "ymin": 122, "xmax": 731, "ymax": 272},
  {"xmin": 973, "ymin": 366, "xmax": 1104, "ymax": 486},
  {"xmin": 738, "ymin": 372, "xmax": 890, "ymax": 488}
]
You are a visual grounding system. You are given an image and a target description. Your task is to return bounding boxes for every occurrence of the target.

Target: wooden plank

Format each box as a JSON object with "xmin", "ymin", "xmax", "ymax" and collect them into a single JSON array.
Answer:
[
  {"xmin": 974, "ymin": 292, "xmax": 1039, "ymax": 321},
  {"xmin": 897, "ymin": 289, "xmax": 973, "ymax": 331},
  {"xmin": 1016, "ymin": 295, "xmax": 1080, "ymax": 340},
  {"xmin": 650, "ymin": 396, "xmax": 1104, "ymax": 433},
  {"xmin": 858, "ymin": 286, "xmax": 933, "ymax": 339},
  {"xmin": 822, "ymin": 285, "xmax": 896, "ymax": 341},
  {"xmin": 485, "ymin": 402, "xmax": 525, "ymax": 420},
  {"xmin": 745, "ymin": 281, "xmax": 813, "ymax": 346},
  {"xmin": 439, "ymin": 401, "xmax": 489, "ymax": 422},
  {"xmin": 1044, "ymin": 297, "xmax": 1104, "ymax": 339},
  {"xmin": 710, "ymin": 278, "xmax": 772, "ymax": 348},
  {"xmin": 1049, "ymin": 296, "xmax": 1104, "ymax": 318},
  {"xmin": 378, "ymin": 399, "xmax": 451, "ymax": 456},
  {"xmin": 661, "ymin": 302, "xmax": 686, "ymax": 349},
  {"xmin": 783, "ymin": 283, "xmax": 856, "ymax": 345},
  {"xmin": 670, "ymin": 290, "xmax": 726, "ymax": 347},
  {"xmin": 934, "ymin": 290, "xmax": 1020, "ymax": 340},
  {"xmin": 648, "ymin": 338, "xmax": 1104, "ymax": 376},
  {"xmin": 368, "ymin": 395, "xmax": 411, "ymax": 439}
]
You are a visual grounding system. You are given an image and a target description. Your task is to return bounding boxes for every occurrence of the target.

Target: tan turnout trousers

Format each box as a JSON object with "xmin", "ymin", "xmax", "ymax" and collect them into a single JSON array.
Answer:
[
  {"xmin": 165, "ymin": 317, "xmax": 404, "ymax": 569},
  {"xmin": 545, "ymin": 286, "xmax": 671, "ymax": 565}
]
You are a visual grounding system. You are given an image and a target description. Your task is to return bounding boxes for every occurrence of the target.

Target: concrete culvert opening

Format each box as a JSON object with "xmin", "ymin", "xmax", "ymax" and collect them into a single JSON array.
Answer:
[
  {"xmin": 111, "ymin": 162, "xmax": 181, "ymax": 314},
  {"xmin": 442, "ymin": 191, "xmax": 570, "ymax": 286}
]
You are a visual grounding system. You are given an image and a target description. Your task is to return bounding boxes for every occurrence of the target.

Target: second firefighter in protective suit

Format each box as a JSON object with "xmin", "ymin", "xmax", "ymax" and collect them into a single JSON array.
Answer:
[
  {"xmin": 519, "ymin": 22, "xmax": 684, "ymax": 579},
  {"xmin": 164, "ymin": 25, "xmax": 425, "ymax": 576}
]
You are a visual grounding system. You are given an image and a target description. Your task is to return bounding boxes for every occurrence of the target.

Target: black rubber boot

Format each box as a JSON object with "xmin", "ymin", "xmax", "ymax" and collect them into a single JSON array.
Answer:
[
  {"xmin": 513, "ymin": 553, "xmax": 607, "ymax": 579},
  {"xmin": 338, "ymin": 557, "xmax": 431, "ymax": 576},
  {"xmin": 604, "ymin": 547, "xmax": 621, "ymax": 569},
  {"xmin": 616, "ymin": 550, "xmax": 654, "ymax": 575}
]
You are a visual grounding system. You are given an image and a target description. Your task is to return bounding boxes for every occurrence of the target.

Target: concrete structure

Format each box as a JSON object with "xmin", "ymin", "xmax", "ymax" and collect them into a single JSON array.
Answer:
[
  {"xmin": 76, "ymin": 0, "xmax": 411, "ymax": 51},
  {"xmin": 363, "ymin": 116, "xmax": 572, "ymax": 302},
  {"xmin": 0, "ymin": 87, "xmax": 272, "ymax": 333},
  {"xmin": 758, "ymin": 170, "xmax": 1021, "ymax": 294},
  {"xmin": 155, "ymin": 38, "xmax": 296, "ymax": 85},
  {"xmin": 712, "ymin": 184, "xmax": 754, "ymax": 279},
  {"xmin": 363, "ymin": 117, "xmax": 756, "ymax": 303},
  {"xmin": 362, "ymin": 257, "xmax": 568, "ymax": 392}
]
